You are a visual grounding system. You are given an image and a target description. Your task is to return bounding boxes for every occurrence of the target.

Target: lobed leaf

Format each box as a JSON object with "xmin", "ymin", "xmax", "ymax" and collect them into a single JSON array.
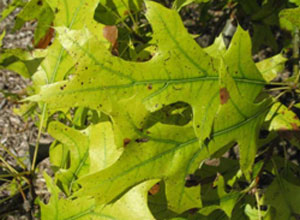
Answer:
[
  {"xmin": 28, "ymin": 2, "xmax": 267, "ymax": 144},
  {"xmin": 25, "ymin": 2, "xmax": 273, "ymax": 213},
  {"xmin": 18, "ymin": 0, "xmax": 277, "ymax": 217},
  {"xmin": 41, "ymin": 173, "xmax": 158, "ymax": 220}
]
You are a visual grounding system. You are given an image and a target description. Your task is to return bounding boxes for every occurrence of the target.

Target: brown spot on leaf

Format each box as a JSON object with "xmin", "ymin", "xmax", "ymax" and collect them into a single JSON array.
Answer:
[
  {"xmin": 103, "ymin": 26, "xmax": 118, "ymax": 48},
  {"xmin": 220, "ymin": 87, "xmax": 230, "ymax": 105},
  {"xmin": 291, "ymin": 123, "xmax": 299, "ymax": 130},
  {"xmin": 34, "ymin": 26, "xmax": 54, "ymax": 49},
  {"xmin": 37, "ymin": 0, "xmax": 43, "ymax": 6},
  {"xmin": 148, "ymin": 183, "xmax": 160, "ymax": 195},
  {"xmin": 147, "ymin": 84, "xmax": 152, "ymax": 90},
  {"xmin": 123, "ymin": 138, "xmax": 131, "ymax": 147}
]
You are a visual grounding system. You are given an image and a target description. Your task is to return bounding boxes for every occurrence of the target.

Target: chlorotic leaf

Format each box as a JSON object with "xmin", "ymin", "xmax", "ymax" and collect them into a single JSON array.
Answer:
[
  {"xmin": 21, "ymin": 0, "xmax": 275, "ymax": 217},
  {"xmin": 203, "ymin": 34, "xmax": 226, "ymax": 58},
  {"xmin": 48, "ymin": 122, "xmax": 91, "ymax": 194},
  {"xmin": 211, "ymin": 59, "xmax": 271, "ymax": 179},
  {"xmin": 26, "ymin": 2, "xmax": 271, "ymax": 211},
  {"xmin": 256, "ymin": 54, "xmax": 287, "ymax": 82},
  {"xmin": 41, "ymin": 172, "xmax": 158, "ymax": 219},
  {"xmin": 76, "ymin": 124, "xmax": 203, "ymax": 213},
  {"xmin": 88, "ymin": 122, "xmax": 122, "ymax": 173},
  {"xmin": 244, "ymin": 204, "xmax": 268, "ymax": 220},
  {"xmin": 48, "ymin": 121, "xmax": 122, "ymax": 194},
  {"xmin": 28, "ymin": 2, "xmax": 267, "ymax": 145},
  {"xmin": 31, "ymin": 0, "xmax": 102, "ymax": 88}
]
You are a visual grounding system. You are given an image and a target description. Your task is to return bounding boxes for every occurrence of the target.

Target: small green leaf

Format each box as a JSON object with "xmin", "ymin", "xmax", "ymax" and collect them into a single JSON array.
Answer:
[
  {"xmin": 0, "ymin": 49, "xmax": 43, "ymax": 78},
  {"xmin": 0, "ymin": 30, "xmax": 5, "ymax": 47},
  {"xmin": 264, "ymin": 173, "xmax": 300, "ymax": 219},
  {"xmin": 266, "ymin": 102, "xmax": 300, "ymax": 149},
  {"xmin": 198, "ymin": 174, "xmax": 240, "ymax": 218},
  {"xmin": 172, "ymin": 0, "xmax": 210, "ymax": 11},
  {"xmin": 94, "ymin": 0, "xmax": 143, "ymax": 25},
  {"xmin": 280, "ymin": 7, "xmax": 300, "ymax": 31},
  {"xmin": 290, "ymin": 0, "xmax": 300, "ymax": 6},
  {"xmin": 14, "ymin": 0, "xmax": 54, "ymax": 44},
  {"xmin": 244, "ymin": 204, "xmax": 268, "ymax": 220},
  {"xmin": 294, "ymin": 103, "xmax": 300, "ymax": 109},
  {"xmin": 217, "ymin": 175, "xmax": 240, "ymax": 218},
  {"xmin": 256, "ymin": 54, "xmax": 287, "ymax": 82}
]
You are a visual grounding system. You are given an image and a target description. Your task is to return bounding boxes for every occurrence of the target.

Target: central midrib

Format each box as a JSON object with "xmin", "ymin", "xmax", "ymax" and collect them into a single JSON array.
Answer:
[{"xmin": 42, "ymin": 75, "xmax": 265, "ymax": 96}]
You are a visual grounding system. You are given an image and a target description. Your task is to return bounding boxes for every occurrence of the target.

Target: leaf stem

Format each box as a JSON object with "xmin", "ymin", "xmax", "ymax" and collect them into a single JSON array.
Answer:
[
  {"xmin": 30, "ymin": 103, "xmax": 47, "ymax": 172},
  {"xmin": 272, "ymin": 90, "xmax": 288, "ymax": 101},
  {"xmin": 265, "ymin": 86, "xmax": 290, "ymax": 91},
  {"xmin": 120, "ymin": 0, "xmax": 139, "ymax": 33},
  {"xmin": 0, "ymin": 171, "xmax": 30, "ymax": 178},
  {"xmin": 267, "ymin": 81, "xmax": 291, "ymax": 86},
  {"xmin": 0, "ymin": 143, "xmax": 27, "ymax": 170},
  {"xmin": 255, "ymin": 190, "xmax": 262, "ymax": 220},
  {"xmin": 0, "ymin": 156, "xmax": 18, "ymax": 174}
]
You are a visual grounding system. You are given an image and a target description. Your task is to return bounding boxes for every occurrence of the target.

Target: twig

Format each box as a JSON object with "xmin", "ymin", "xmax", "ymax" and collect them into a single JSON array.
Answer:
[{"xmin": 255, "ymin": 190, "xmax": 262, "ymax": 220}]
